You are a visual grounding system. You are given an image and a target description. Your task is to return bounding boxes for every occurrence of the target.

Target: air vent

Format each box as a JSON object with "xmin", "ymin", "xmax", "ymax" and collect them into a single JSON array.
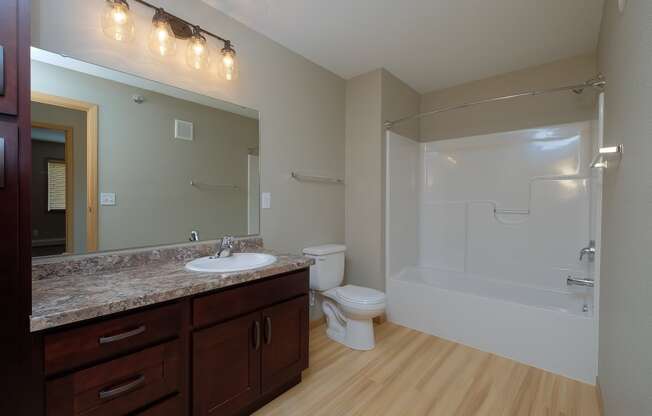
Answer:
[{"xmin": 174, "ymin": 119, "xmax": 194, "ymax": 141}]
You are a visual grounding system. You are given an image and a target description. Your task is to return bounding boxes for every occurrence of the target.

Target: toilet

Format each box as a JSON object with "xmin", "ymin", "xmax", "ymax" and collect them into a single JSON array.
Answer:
[{"xmin": 303, "ymin": 244, "xmax": 386, "ymax": 350}]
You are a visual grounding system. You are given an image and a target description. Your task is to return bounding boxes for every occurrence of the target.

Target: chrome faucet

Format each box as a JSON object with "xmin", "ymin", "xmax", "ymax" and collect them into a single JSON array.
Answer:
[
  {"xmin": 567, "ymin": 276, "xmax": 595, "ymax": 288},
  {"xmin": 214, "ymin": 236, "xmax": 235, "ymax": 258},
  {"xmin": 579, "ymin": 240, "xmax": 596, "ymax": 261},
  {"xmin": 189, "ymin": 230, "xmax": 200, "ymax": 242}
]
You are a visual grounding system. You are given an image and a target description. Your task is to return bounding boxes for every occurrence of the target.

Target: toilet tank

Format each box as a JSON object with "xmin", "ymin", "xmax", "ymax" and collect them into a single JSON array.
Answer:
[{"xmin": 303, "ymin": 244, "xmax": 346, "ymax": 291}]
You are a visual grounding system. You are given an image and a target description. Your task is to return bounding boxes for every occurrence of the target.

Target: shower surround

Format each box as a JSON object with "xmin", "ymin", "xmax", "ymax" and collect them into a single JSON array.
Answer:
[{"xmin": 385, "ymin": 119, "xmax": 602, "ymax": 383}]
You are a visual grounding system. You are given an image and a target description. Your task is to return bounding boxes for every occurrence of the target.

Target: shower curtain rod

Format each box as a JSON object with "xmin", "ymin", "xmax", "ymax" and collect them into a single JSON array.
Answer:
[{"xmin": 384, "ymin": 75, "xmax": 606, "ymax": 129}]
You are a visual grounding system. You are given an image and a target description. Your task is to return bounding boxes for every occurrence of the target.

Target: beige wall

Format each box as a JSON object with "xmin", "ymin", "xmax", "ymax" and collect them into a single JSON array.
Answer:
[
  {"xmin": 32, "ymin": 102, "xmax": 88, "ymax": 253},
  {"xmin": 420, "ymin": 54, "xmax": 599, "ymax": 141},
  {"xmin": 345, "ymin": 69, "xmax": 419, "ymax": 292},
  {"xmin": 32, "ymin": 0, "xmax": 345, "ymax": 255},
  {"xmin": 345, "ymin": 70, "xmax": 383, "ymax": 290},
  {"xmin": 597, "ymin": 1, "xmax": 652, "ymax": 415}
]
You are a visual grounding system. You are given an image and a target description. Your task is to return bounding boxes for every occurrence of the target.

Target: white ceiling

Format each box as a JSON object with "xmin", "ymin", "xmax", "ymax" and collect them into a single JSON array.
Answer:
[{"xmin": 202, "ymin": 0, "xmax": 605, "ymax": 93}]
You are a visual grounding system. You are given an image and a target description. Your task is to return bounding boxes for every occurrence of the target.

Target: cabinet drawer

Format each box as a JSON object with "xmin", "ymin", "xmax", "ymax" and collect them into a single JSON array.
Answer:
[
  {"xmin": 135, "ymin": 395, "xmax": 183, "ymax": 415},
  {"xmin": 46, "ymin": 340, "xmax": 181, "ymax": 416},
  {"xmin": 44, "ymin": 303, "xmax": 183, "ymax": 375},
  {"xmin": 193, "ymin": 269, "xmax": 309, "ymax": 328}
]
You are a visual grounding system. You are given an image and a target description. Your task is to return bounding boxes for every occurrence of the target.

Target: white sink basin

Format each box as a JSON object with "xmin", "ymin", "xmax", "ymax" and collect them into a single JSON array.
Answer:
[{"xmin": 185, "ymin": 253, "xmax": 277, "ymax": 273}]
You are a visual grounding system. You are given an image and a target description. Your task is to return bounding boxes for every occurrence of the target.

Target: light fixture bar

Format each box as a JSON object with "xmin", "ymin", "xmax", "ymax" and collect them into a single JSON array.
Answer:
[{"xmin": 131, "ymin": 0, "xmax": 232, "ymax": 45}]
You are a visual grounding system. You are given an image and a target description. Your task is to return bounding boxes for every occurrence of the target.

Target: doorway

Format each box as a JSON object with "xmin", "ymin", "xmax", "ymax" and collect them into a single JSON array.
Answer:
[
  {"xmin": 31, "ymin": 92, "xmax": 99, "ymax": 255},
  {"xmin": 30, "ymin": 123, "xmax": 73, "ymax": 256}
]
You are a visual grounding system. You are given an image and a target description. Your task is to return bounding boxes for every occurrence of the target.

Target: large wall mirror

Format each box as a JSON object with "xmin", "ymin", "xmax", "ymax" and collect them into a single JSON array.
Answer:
[{"xmin": 30, "ymin": 47, "xmax": 260, "ymax": 257}]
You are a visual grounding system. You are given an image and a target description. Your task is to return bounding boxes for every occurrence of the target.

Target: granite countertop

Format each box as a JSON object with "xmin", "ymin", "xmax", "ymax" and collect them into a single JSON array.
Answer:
[{"xmin": 31, "ymin": 244, "xmax": 314, "ymax": 332}]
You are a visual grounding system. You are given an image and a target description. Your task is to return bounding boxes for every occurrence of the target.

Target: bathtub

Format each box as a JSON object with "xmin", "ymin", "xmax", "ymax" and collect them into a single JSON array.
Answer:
[{"xmin": 387, "ymin": 266, "xmax": 597, "ymax": 383}]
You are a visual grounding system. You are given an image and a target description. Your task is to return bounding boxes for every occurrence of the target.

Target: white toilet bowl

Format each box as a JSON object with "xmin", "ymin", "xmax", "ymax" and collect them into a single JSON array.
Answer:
[
  {"xmin": 321, "ymin": 285, "xmax": 386, "ymax": 350},
  {"xmin": 304, "ymin": 244, "xmax": 387, "ymax": 351}
]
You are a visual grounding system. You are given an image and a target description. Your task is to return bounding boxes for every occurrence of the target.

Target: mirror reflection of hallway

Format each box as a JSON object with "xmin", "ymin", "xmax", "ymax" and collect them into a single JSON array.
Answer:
[
  {"xmin": 31, "ymin": 121, "xmax": 74, "ymax": 256},
  {"xmin": 31, "ymin": 95, "xmax": 98, "ymax": 257}
]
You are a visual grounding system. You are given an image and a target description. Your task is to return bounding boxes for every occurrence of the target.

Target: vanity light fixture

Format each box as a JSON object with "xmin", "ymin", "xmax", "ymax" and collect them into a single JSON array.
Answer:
[
  {"xmin": 101, "ymin": 0, "xmax": 239, "ymax": 80},
  {"xmin": 186, "ymin": 26, "xmax": 209, "ymax": 70},
  {"xmin": 148, "ymin": 8, "xmax": 176, "ymax": 58},
  {"xmin": 218, "ymin": 40, "xmax": 239, "ymax": 81},
  {"xmin": 102, "ymin": 0, "xmax": 135, "ymax": 42}
]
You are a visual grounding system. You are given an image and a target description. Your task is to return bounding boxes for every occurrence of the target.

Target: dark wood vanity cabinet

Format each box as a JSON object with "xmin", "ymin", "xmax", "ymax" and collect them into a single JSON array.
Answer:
[
  {"xmin": 193, "ymin": 312, "xmax": 262, "ymax": 416},
  {"xmin": 37, "ymin": 269, "xmax": 310, "ymax": 416},
  {"xmin": 193, "ymin": 295, "xmax": 308, "ymax": 416}
]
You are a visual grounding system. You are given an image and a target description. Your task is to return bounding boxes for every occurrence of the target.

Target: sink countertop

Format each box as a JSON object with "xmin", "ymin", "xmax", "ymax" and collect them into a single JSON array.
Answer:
[{"xmin": 31, "ymin": 248, "xmax": 314, "ymax": 332}]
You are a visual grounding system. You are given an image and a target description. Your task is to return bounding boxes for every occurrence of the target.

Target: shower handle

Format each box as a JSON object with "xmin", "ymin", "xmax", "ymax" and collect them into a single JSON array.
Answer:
[{"xmin": 579, "ymin": 241, "xmax": 596, "ymax": 261}]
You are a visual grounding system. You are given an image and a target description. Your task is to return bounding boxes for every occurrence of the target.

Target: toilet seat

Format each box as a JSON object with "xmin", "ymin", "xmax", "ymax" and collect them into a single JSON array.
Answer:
[{"xmin": 335, "ymin": 285, "xmax": 386, "ymax": 305}]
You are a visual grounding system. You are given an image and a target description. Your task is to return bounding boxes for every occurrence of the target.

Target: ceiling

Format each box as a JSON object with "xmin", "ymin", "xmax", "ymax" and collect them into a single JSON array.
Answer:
[{"xmin": 202, "ymin": 0, "xmax": 605, "ymax": 93}]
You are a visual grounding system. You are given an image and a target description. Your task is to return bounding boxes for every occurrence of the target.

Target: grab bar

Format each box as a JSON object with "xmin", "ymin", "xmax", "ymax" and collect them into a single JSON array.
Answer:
[
  {"xmin": 494, "ymin": 208, "xmax": 530, "ymax": 215},
  {"xmin": 291, "ymin": 172, "xmax": 345, "ymax": 185},
  {"xmin": 567, "ymin": 277, "xmax": 594, "ymax": 288}
]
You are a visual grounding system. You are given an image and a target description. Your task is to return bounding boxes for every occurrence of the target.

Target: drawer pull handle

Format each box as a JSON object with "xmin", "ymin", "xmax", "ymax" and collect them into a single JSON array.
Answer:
[
  {"xmin": 253, "ymin": 321, "xmax": 261, "ymax": 350},
  {"xmin": 99, "ymin": 325, "xmax": 146, "ymax": 344},
  {"xmin": 98, "ymin": 375, "xmax": 145, "ymax": 400},
  {"xmin": 0, "ymin": 45, "xmax": 4, "ymax": 96},
  {"xmin": 264, "ymin": 316, "xmax": 272, "ymax": 345}
]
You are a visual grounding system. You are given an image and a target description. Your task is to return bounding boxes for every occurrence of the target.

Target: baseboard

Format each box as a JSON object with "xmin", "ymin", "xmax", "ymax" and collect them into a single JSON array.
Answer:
[
  {"xmin": 310, "ymin": 316, "xmax": 326, "ymax": 329},
  {"xmin": 596, "ymin": 377, "xmax": 604, "ymax": 416}
]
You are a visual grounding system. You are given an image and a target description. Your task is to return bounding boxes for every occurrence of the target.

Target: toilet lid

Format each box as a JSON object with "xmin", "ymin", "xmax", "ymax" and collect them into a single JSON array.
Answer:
[{"xmin": 336, "ymin": 285, "xmax": 386, "ymax": 305}]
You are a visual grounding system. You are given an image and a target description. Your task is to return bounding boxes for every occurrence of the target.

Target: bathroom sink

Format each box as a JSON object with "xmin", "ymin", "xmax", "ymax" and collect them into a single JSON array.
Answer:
[{"xmin": 185, "ymin": 253, "xmax": 277, "ymax": 273}]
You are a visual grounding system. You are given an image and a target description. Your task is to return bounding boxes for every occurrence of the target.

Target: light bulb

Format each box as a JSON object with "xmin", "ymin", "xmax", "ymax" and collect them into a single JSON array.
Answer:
[
  {"xmin": 186, "ymin": 29, "xmax": 209, "ymax": 70},
  {"xmin": 148, "ymin": 11, "xmax": 176, "ymax": 58},
  {"xmin": 101, "ymin": 0, "xmax": 135, "ymax": 42},
  {"xmin": 218, "ymin": 42, "xmax": 239, "ymax": 81}
]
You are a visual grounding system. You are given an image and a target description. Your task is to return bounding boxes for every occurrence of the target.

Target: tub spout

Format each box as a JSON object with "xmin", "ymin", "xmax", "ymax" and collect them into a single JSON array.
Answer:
[{"xmin": 567, "ymin": 276, "xmax": 595, "ymax": 288}]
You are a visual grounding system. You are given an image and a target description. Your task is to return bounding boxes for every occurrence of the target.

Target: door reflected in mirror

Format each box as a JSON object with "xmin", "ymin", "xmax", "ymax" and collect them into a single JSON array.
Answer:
[{"xmin": 30, "ymin": 47, "xmax": 260, "ymax": 258}]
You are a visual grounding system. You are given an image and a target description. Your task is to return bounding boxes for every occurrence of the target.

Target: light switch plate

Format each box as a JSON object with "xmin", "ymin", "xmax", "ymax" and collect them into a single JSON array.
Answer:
[
  {"xmin": 261, "ymin": 192, "xmax": 271, "ymax": 209},
  {"xmin": 100, "ymin": 193, "xmax": 116, "ymax": 206}
]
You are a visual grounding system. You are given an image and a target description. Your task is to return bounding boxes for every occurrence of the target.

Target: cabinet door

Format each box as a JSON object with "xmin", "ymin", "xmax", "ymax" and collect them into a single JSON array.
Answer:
[
  {"xmin": 193, "ymin": 312, "xmax": 261, "ymax": 416},
  {"xmin": 261, "ymin": 295, "xmax": 309, "ymax": 394},
  {"xmin": 0, "ymin": 0, "xmax": 18, "ymax": 115}
]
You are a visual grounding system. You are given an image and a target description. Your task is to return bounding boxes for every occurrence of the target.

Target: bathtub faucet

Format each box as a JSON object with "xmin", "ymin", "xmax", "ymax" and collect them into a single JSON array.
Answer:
[
  {"xmin": 579, "ymin": 240, "xmax": 596, "ymax": 262},
  {"xmin": 567, "ymin": 276, "xmax": 595, "ymax": 288}
]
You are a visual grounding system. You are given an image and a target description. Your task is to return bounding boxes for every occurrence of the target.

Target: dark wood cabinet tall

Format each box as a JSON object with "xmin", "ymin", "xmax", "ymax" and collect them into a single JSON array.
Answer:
[
  {"xmin": 0, "ymin": 0, "xmax": 19, "ymax": 115},
  {"xmin": 0, "ymin": 1, "xmax": 33, "ymax": 415}
]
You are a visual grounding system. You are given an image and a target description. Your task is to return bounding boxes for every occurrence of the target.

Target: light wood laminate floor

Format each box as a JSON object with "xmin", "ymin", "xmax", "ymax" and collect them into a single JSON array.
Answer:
[{"xmin": 255, "ymin": 322, "xmax": 601, "ymax": 416}]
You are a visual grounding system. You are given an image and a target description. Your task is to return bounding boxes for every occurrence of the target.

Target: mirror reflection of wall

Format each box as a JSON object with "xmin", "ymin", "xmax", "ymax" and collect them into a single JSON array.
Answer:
[{"xmin": 30, "ymin": 48, "xmax": 260, "ymax": 257}]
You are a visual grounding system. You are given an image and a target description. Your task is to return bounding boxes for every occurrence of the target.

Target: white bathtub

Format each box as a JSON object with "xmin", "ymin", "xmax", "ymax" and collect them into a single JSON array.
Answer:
[{"xmin": 387, "ymin": 266, "xmax": 598, "ymax": 383}]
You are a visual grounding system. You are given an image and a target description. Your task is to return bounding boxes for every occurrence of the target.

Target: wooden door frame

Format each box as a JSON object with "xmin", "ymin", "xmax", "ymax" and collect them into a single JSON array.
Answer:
[
  {"xmin": 31, "ymin": 92, "xmax": 99, "ymax": 252},
  {"xmin": 31, "ymin": 121, "xmax": 74, "ymax": 253}
]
